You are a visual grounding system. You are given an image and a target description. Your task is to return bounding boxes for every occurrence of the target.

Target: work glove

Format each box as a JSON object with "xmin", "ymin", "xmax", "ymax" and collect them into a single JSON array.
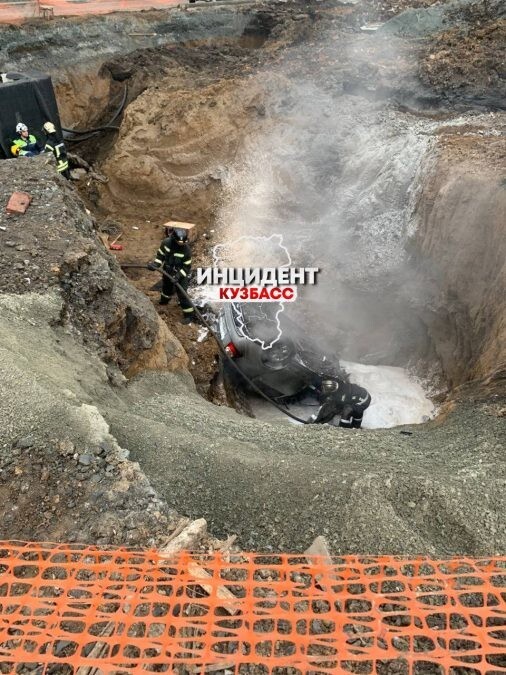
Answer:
[{"xmin": 147, "ymin": 261, "xmax": 159, "ymax": 271}]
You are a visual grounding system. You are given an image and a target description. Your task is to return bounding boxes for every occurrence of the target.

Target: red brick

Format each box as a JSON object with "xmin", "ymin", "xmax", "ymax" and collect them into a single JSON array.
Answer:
[{"xmin": 6, "ymin": 192, "xmax": 32, "ymax": 215}]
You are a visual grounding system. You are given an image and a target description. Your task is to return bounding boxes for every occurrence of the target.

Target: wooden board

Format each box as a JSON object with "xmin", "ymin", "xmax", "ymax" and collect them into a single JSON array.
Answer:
[{"xmin": 163, "ymin": 220, "xmax": 198, "ymax": 242}]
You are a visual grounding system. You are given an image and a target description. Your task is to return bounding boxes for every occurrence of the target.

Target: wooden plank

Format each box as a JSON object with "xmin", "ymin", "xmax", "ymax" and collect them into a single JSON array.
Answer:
[
  {"xmin": 157, "ymin": 518, "xmax": 207, "ymax": 559},
  {"xmin": 163, "ymin": 219, "xmax": 198, "ymax": 242},
  {"xmin": 98, "ymin": 233, "xmax": 109, "ymax": 248},
  {"xmin": 304, "ymin": 535, "xmax": 333, "ymax": 565},
  {"xmin": 187, "ymin": 561, "xmax": 241, "ymax": 616}
]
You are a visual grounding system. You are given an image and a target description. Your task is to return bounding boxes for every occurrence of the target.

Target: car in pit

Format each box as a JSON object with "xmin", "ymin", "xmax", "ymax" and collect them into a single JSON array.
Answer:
[{"xmin": 218, "ymin": 302, "xmax": 346, "ymax": 400}]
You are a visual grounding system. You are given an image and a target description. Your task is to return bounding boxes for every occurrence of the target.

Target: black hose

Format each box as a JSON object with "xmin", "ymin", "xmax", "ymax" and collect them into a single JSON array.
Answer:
[
  {"xmin": 63, "ymin": 125, "xmax": 121, "ymax": 135},
  {"xmin": 121, "ymin": 263, "xmax": 312, "ymax": 425},
  {"xmin": 62, "ymin": 84, "xmax": 128, "ymax": 138}
]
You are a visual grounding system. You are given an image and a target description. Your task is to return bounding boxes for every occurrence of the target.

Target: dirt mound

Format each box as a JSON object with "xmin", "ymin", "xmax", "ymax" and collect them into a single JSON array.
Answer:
[
  {"xmin": 108, "ymin": 369, "xmax": 505, "ymax": 553},
  {"xmin": 0, "ymin": 158, "xmax": 187, "ymax": 375},
  {"xmin": 420, "ymin": 18, "xmax": 506, "ymax": 108},
  {"xmin": 99, "ymin": 72, "xmax": 268, "ymax": 227},
  {"xmin": 0, "ymin": 160, "xmax": 195, "ymax": 546}
]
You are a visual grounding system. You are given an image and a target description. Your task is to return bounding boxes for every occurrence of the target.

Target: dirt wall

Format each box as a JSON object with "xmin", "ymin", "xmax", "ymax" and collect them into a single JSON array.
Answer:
[
  {"xmin": 100, "ymin": 75, "xmax": 268, "ymax": 225},
  {"xmin": 413, "ymin": 133, "xmax": 506, "ymax": 388},
  {"xmin": 55, "ymin": 66, "xmax": 114, "ymax": 129}
]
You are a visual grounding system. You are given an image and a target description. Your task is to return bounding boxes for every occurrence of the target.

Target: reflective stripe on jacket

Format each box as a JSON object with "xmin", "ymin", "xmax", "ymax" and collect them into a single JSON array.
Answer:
[
  {"xmin": 11, "ymin": 135, "xmax": 38, "ymax": 156},
  {"xmin": 45, "ymin": 138, "xmax": 69, "ymax": 173},
  {"xmin": 153, "ymin": 236, "xmax": 192, "ymax": 276}
]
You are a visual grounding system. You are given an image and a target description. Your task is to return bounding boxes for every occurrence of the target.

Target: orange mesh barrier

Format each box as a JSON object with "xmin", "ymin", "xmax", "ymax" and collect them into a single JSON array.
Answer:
[
  {"xmin": 0, "ymin": 0, "xmax": 179, "ymax": 24},
  {"xmin": 0, "ymin": 542, "xmax": 505, "ymax": 674}
]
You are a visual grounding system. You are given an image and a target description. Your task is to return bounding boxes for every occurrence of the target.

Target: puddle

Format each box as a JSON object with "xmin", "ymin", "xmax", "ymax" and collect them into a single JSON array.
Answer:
[{"xmin": 341, "ymin": 361, "xmax": 435, "ymax": 429}]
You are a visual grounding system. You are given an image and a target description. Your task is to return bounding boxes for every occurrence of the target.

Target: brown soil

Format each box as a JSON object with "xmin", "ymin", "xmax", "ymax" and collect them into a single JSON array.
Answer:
[
  {"xmin": 420, "ymin": 18, "xmax": 506, "ymax": 106},
  {"xmin": 414, "ymin": 132, "xmax": 506, "ymax": 387},
  {"xmin": 117, "ymin": 242, "xmax": 220, "ymax": 396},
  {"xmin": 82, "ymin": 39, "xmax": 287, "ymax": 395},
  {"xmin": 96, "ymin": 46, "xmax": 271, "ymax": 226},
  {"xmin": 56, "ymin": 67, "xmax": 118, "ymax": 129}
]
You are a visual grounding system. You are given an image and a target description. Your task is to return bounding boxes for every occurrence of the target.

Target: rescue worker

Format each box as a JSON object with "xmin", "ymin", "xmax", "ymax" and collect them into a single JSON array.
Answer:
[
  {"xmin": 43, "ymin": 122, "xmax": 70, "ymax": 179},
  {"xmin": 10, "ymin": 123, "xmax": 40, "ymax": 157},
  {"xmin": 309, "ymin": 378, "xmax": 371, "ymax": 429},
  {"xmin": 147, "ymin": 228, "xmax": 195, "ymax": 324}
]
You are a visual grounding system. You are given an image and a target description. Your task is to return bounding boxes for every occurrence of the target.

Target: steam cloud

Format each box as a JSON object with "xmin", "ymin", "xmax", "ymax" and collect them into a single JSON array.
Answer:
[{"xmin": 216, "ymin": 36, "xmax": 433, "ymax": 368}]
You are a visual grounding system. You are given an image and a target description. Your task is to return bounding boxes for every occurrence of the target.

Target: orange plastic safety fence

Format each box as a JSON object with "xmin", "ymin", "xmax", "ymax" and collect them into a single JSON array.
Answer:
[{"xmin": 0, "ymin": 542, "xmax": 505, "ymax": 674}]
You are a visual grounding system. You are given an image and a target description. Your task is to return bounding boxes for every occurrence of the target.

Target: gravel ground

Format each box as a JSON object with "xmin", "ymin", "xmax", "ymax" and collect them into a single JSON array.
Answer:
[
  {"xmin": 0, "ymin": 161, "xmax": 190, "ymax": 546},
  {"xmin": 0, "ymin": 291, "xmax": 181, "ymax": 546},
  {"xmin": 107, "ymin": 370, "xmax": 505, "ymax": 553}
]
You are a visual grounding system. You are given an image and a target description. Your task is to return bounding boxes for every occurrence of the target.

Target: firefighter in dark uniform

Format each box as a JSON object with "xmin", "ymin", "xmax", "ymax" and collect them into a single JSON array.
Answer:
[
  {"xmin": 147, "ymin": 228, "xmax": 195, "ymax": 324},
  {"xmin": 309, "ymin": 378, "xmax": 371, "ymax": 429},
  {"xmin": 43, "ymin": 122, "xmax": 70, "ymax": 179}
]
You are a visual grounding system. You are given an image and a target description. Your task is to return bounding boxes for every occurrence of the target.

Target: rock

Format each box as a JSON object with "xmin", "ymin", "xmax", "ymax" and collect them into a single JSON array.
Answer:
[
  {"xmin": 99, "ymin": 440, "xmax": 113, "ymax": 455},
  {"xmin": 116, "ymin": 449, "xmax": 129, "ymax": 462},
  {"xmin": 124, "ymin": 514, "xmax": 139, "ymax": 530},
  {"xmin": 58, "ymin": 439, "xmax": 75, "ymax": 456},
  {"xmin": 70, "ymin": 168, "xmax": 87, "ymax": 180},
  {"xmin": 209, "ymin": 166, "xmax": 229, "ymax": 182},
  {"xmin": 78, "ymin": 454, "xmax": 94, "ymax": 466},
  {"xmin": 16, "ymin": 435, "xmax": 34, "ymax": 449},
  {"xmin": 106, "ymin": 365, "xmax": 127, "ymax": 388}
]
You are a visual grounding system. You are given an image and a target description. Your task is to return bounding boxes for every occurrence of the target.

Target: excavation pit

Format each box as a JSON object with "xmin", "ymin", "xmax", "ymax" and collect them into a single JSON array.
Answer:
[{"xmin": 0, "ymin": 0, "xmax": 504, "ymax": 554}]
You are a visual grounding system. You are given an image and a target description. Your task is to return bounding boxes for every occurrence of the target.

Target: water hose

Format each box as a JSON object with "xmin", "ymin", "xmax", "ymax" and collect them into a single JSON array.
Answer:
[
  {"xmin": 63, "ymin": 84, "xmax": 128, "ymax": 141},
  {"xmin": 64, "ymin": 125, "xmax": 121, "ymax": 135},
  {"xmin": 120, "ymin": 263, "xmax": 312, "ymax": 425}
]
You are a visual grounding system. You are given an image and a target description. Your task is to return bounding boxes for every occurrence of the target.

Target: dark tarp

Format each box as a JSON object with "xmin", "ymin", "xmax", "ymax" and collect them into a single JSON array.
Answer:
[{"xmin": 0, "ymin": 72, "xmax": 62, "ymax": 159}]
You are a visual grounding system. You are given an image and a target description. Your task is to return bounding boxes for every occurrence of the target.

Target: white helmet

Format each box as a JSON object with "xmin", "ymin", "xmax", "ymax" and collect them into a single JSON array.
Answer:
[
  {"xmin": 43, "ymin": 121, "xmax": 56, "ymax": 134},
  {"xmin": 16, "ymin": 123, "xmax": 28, "ymax": 134}
]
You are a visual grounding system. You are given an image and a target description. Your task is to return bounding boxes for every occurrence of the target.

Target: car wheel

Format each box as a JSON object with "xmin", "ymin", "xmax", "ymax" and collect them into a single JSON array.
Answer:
[{"xmin": 260, "ymin": 341, "xmax": 294, "ymax": 371}]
